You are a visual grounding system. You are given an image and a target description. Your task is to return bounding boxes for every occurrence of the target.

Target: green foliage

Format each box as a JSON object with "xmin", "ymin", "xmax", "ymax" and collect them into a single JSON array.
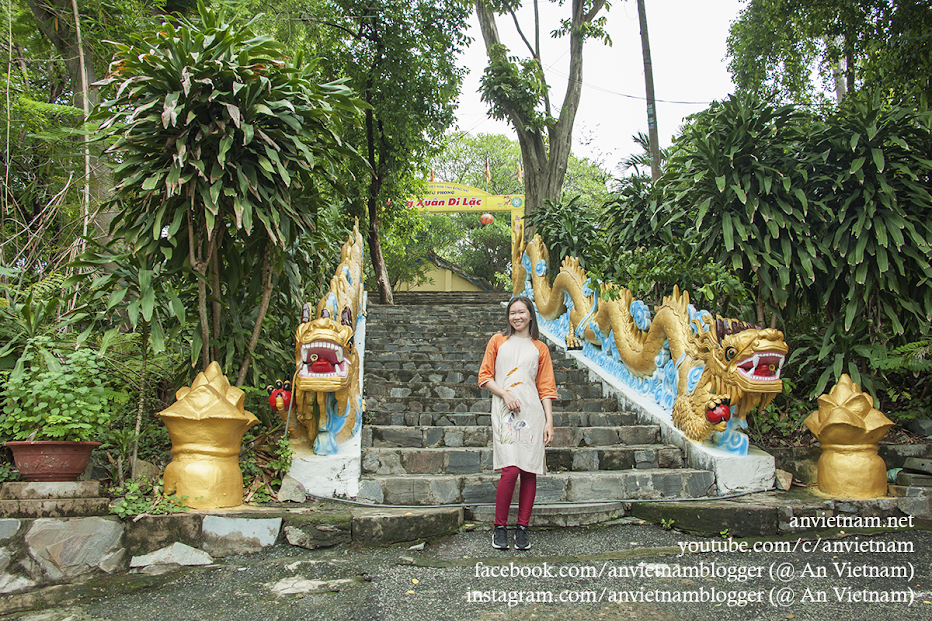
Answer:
[
  {"xmin": 727, "ymin": 0, "xmax": 893, "ymax": 104},
  {"xmin": 0, "ymin": 339, "xmax": 122, "ymax": 442},
  {"xmin": 0, "ymin": 288, "xmax": 89, "ymax": 376},
  {"xmin": 659, "ymin": 93, "xmax": 824, "ymax": 318},
  {"xmin": 94, "ymin": 3, "xmax": 364, "ymax": 250},
  {"xmin": 660, "ymin": 518, "xmax": 674, "ymax": 530},
  {"xmin": 480, "ymin": 43, "xmax": 548, "ymax": 130},
  {"xmin": 240, "ymin": 432, "xmax": 294, "ymax": 504},
  {"xmin": 452, "ymin": 215, "xmax": 513, "ymax": 288},
  {"xmin": 109, "ymin": 477, "xmax": 189, "ymax": 519},
  {"xmin": 0, "ymin": 461, "xmax": 22, "ymax": 484},
  {"xmin": 809, "ymin": 92, "xmax": 932, "ymax": 339},
  {"xmin": 747, "ymin": 390, "xmax": 810, "ymax": 447},
  {"xmin": 67, "ymin": 242, "xmax": 191, "ymax": 355},
  {"xmin": 380, "ymin": 211, "xmax": 461, "ymax": 290},
  {"xmin": 431, "ymin": 131, "xmax": 610, "ymax": 209},
  {"xmin": 603, "ymin": 246, "xmax": 753, "ymax": 318},
  {"xmin": 523, "ymin": 196, "xmax": 607, "ymax": 273},
  {"xmin": 92, "ymin": 1, "xmax": 366, "ymax": 372}
]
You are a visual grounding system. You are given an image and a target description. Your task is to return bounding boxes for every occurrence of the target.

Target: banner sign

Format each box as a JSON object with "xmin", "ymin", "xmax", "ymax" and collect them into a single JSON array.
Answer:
[{"xmin": 406, "ymin": 182, "xmax": 524, "ymax": 213}]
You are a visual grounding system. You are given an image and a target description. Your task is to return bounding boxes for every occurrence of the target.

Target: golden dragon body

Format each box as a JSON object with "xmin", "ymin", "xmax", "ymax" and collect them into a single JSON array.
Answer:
[{"xmin": 514, "ymin": 235, "xmax": 787, "ymax": 454}]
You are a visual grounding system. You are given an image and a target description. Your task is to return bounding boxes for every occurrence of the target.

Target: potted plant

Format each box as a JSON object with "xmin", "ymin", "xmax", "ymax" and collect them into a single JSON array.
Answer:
[{"xmin": 1, "ymin": 337, "xmax": 117, "ymax": 481}]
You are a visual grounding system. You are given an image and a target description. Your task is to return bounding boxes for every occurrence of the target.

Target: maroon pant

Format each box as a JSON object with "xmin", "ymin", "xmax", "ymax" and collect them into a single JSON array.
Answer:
[{"xmin": 494, "ymin": 466, "xmax": 537, "ymax": 526}]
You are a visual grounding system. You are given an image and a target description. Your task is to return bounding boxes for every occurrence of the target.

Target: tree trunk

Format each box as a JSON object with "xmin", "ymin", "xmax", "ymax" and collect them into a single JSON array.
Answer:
[
  {"xmin": 364, "ymin": 100, "xmax": 393, "ymax": 304},
  {"xmin": 474, "ymin": 0, "xmax": 605, "ymax": 222},
  {"xmin": 637, "ymin": 0, "xmax": 661, "ymax": 182},
  {"xmin": 27, "ymin": 0, "xmax": 115, "ymax": 238},
  {"xmin": 188, "ymin": 211, "xmax": 210, "ymax": 370},
  {"xmin": 236, "ymin": 245, "xmax": 275, "ymax": 385},
  {"xmin": 131, "ymin": 321, "xmax": 149, "ymax": 480},
  {"xmin": 210, "ymin": 234, "xmax": 222, "ymax": 363}
]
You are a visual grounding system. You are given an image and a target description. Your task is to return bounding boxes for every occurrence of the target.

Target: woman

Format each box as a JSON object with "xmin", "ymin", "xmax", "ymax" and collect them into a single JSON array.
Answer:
[{"xmin": 478, "ymin": 295, "xmax": 557, "ymax": 550}]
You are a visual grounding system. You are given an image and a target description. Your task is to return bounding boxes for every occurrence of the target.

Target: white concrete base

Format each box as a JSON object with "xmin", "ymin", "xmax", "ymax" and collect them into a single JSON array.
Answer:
[
  {"xmin": 538, "ymin": 322, "xmax": 776, "ymax": 496},
  {"xmin": 287, "ymin": 433, "xmax": 361, "ymax": 499}
]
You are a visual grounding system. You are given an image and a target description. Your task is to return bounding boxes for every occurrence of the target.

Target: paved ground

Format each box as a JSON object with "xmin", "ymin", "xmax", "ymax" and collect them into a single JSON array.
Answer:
[{"xmin": 5, "ymin": 519, "xmax": 932, "ymax": 621}]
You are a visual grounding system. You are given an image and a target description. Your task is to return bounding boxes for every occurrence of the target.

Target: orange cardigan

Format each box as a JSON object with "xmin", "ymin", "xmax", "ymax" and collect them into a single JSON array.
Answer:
[{"xmin": 478, "ymin": 333, "xmax": 557, "ymax": 400}]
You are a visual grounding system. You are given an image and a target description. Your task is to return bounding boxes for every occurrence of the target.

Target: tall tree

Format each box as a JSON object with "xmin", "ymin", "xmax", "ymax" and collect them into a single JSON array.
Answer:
[
  {"xmin": 474, "ymin": 0, "xmax": 609, "ymax": 220},
  {"xmin": 92, "ymin": 3, "xmax": 366, "ymax": 377},
  {"xmin": 293, "ymin": 0, "xmax": 472, "ymax": 304},
  {"xmin": 726, "ymin": 0, "xmax": 892, "ymax": 104},
  {"xmin": 636, "ymin": 0, "xmax": 660, "ymax": 181},
  {"xmin": 23, "ymin": 0, "xmax": 156, "ymax": 238}
]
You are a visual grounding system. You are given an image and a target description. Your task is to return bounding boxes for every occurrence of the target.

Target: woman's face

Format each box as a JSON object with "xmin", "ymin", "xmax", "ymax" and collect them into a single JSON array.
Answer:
[{"xmin": 508, "ymin": 300, "xmax": 532, "ymax": 334}]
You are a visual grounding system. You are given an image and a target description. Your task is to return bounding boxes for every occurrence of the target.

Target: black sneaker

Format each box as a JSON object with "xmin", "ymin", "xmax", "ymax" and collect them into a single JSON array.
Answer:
[
  {"xmin": 492, "ymin": 525, "xmax": 509, "ymax": 549},
  {"xmin": 514, "ymin": 524, "xmax": 530, "ymax": 550}
]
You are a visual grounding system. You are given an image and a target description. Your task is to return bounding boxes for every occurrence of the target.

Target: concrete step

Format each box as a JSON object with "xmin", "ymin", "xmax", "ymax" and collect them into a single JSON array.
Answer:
[
  {"xmin": 362, "ymin": 425, "xmax": 661, "ymax": 448},
  {"xmin": 366, "ymin": 410, "xmax": 638, "ymax": 428},
  {"xmin": 365, "ymin": 380, "xmax": 603, "ymax": 400},
  {"xmin": 361, "ymin": 445, "xmax": 685, "ymax": 475},
  {"xmin": 466, "ymin": 502, "xmax": 627, "ymax": 527},
  {"xmin": 357, "ymin": 468, "xmax": 717, "ymax": 505},
  {"xmin": 366, "ymin": 395, "xmax": 619, "ymax": 414}
]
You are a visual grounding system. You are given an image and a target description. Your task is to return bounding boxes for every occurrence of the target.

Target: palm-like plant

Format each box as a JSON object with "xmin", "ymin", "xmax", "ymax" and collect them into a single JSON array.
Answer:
[{"xmin": 91, "ymin": 2, "xmax": 366, "ymax": 379}]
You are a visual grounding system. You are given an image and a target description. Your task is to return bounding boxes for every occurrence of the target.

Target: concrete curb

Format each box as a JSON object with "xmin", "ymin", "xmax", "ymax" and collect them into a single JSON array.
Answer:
[{"xmin": 0, "ymin": 500, "xmax": 464, "ymax": 607}]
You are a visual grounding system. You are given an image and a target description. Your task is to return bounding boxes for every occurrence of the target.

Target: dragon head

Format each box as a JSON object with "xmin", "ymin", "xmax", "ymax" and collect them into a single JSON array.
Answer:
[
  {"xmin": 294, "ymin": 303, "xmax": 356, "ymax": 393},
  {"xmin": 707, "ymin": 317, "xmax": 788, "ymax": 414}
]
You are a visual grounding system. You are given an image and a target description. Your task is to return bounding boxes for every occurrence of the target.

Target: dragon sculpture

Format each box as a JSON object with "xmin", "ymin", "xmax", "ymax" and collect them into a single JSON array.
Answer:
[
  {"xmin": 290, "ymin": 220, "xmax": 366, "ymax": 455},
  {"xmin": 513, "ymin": 234, "xmax": 788, "ymax": 455}
]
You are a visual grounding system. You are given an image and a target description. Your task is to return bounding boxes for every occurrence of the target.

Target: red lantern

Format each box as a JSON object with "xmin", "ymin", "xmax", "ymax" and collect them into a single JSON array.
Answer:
[{"xmin": 480, "ymin": 213, "xmax": 494, "ymax": 225}]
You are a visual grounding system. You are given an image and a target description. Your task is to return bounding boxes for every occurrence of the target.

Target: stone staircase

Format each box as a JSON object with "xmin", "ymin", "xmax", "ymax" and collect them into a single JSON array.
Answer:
[{"xmin": 358, "ymin": 294, "xmax": 715, "ymax": 523}]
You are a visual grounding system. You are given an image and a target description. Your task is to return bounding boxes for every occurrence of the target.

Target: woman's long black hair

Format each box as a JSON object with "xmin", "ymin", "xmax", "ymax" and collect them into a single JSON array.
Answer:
[{"xmin": 502, "ymin": 295, "xmax": 540, "ymax": 340}]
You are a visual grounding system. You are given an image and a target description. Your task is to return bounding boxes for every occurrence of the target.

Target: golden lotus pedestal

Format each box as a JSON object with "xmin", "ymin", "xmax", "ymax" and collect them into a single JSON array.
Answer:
[
  {"xmin": 806, "ymin": 374, "xmax": 893, "ymax": 500},
  {"xmin": 158, "ymin": 362, "xmax": 258, "ymax": 509},
  {"xmin": 816, "ymin": 443, "xmax": 889, "ymax": 499},
  {"xmin": 161, "ymin": 419, "xmax": 253, "ymax": 509}
]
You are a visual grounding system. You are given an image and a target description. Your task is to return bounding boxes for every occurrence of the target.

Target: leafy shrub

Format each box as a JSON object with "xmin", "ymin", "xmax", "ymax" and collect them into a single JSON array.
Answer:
[
  {"xmin": 0, "ymin": 339, "xmax": 122, "ymax": 442},
  {"xmin": 524, "ymin": 196, "xmax": 608, "ymax": 274},
  {"xmin": 109, "ymin": 477, "xmax": 188, "ymax": 518}
]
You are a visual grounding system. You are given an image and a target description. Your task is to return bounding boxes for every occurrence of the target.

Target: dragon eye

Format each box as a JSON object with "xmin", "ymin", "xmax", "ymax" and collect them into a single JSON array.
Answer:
[{"xmin": 725, "ymin": 347, "xmax": 737, "ymax": 361}]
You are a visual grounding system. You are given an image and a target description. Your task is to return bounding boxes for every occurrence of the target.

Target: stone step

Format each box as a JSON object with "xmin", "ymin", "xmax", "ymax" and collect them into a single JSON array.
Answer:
[
  {"xmin": 357, "ymin": 469, "xmax": 716, "ymax": 505},
  {"xmin": 366, "ymin": 410, "xmax": 638, "ymax": 428},
  {"xmin": 365, "ymin": 380, "xmax": 603, "ymax": 400},
  {"xmin": 361, "ymin": 445, "xmax": 684, "ymax": 475},
  {"xmin": 366, "ymin": 395, "xmax": 618, "ymax": 414},
  {"xmin": 364, "ymin": 352, "xmax": 485, "ymax": 364},
  {"xmin": 364, "ymin": 339, "xmax": 497, "ymax": 351},
  {"xmin": 363, "ymin": 425, "xmax": 661, "ymax": 448},
  {"xmin": 377, "ymin": 291, "xmax": 511, "ymax": 305},
  {"xmin": 364, "ymin": 357, "xmax": 577, "ymax": 373},
  {"xmin": 365, "ymin": 367, "xmax": 593, "ymax": 386}
]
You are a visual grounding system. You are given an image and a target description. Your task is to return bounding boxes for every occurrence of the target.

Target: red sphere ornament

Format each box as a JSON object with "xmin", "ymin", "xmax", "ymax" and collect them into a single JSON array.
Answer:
[
  {"xmin": 267, "ymin": 380, "xmax": 292, "ymax": 413},
  {"xmin": 480, "ymin": 213, "xmax": 494, "ymax": 225},
  {"xmin": 706, "ymin": 402, "xmax": 732, "ymax": 424}
]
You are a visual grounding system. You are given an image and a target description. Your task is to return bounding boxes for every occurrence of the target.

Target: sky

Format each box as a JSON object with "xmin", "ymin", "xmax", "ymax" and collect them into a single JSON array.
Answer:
[{"xmin": 455, "ymin": 0, "xmax": 746, "ymax": 176}]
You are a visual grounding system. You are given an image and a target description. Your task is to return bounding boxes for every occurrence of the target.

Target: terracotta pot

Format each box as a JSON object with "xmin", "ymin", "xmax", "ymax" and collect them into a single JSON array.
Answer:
[{"xmin": 4, "ymin": 441, "xmax": 101, "ymax": 482}]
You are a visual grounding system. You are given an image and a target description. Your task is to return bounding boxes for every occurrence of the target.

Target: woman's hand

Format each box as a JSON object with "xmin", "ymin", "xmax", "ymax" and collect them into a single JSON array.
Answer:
[
  {"xmin": 503, "ymin": 391, "xmax": 521, "ymax": 413},
  {"xmin": 543, "ymin": 421, "xmax": 554, "ymax": 446}
]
